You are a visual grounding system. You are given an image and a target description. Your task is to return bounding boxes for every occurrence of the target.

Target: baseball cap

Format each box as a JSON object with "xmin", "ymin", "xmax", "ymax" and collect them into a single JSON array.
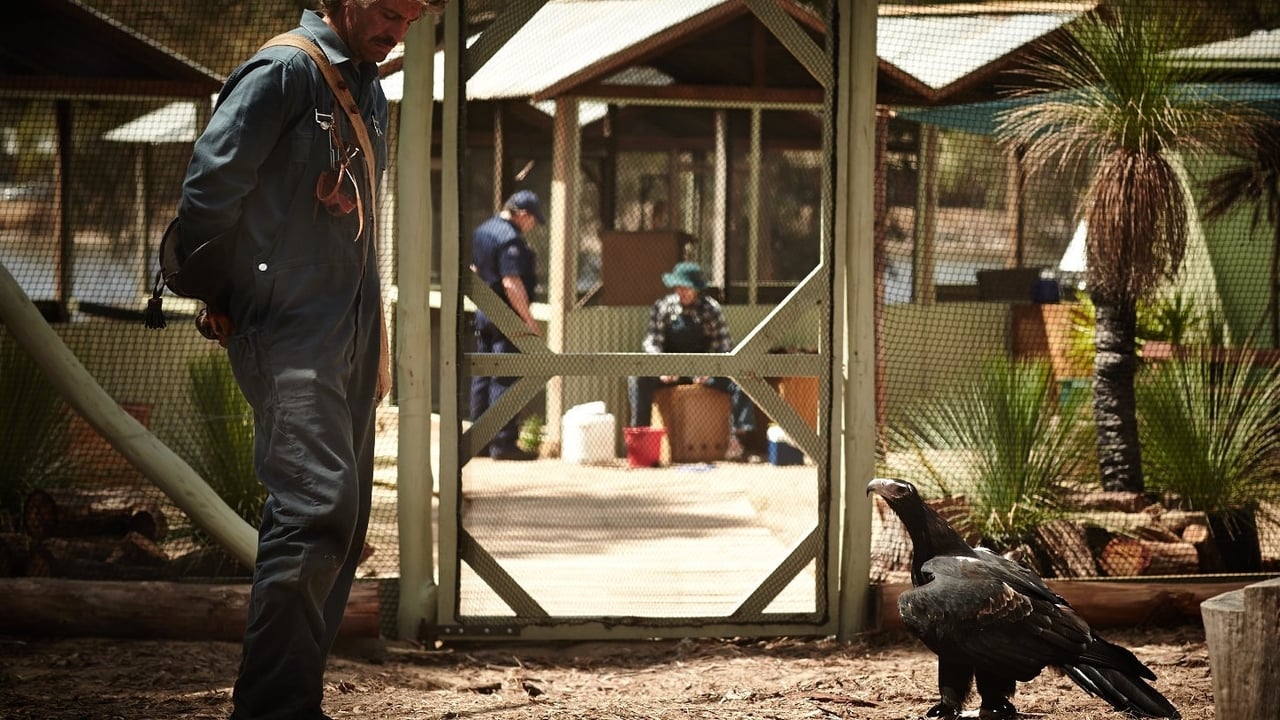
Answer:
[{"xmin": 505, "ymin": 190, "xmax": 546, "ymax": 224}]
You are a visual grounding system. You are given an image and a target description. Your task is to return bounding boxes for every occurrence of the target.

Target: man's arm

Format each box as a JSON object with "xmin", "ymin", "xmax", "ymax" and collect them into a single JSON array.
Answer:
[
  {"xmin": 178, "ymin": 55, "xmax": 305, "ymax": 249},
  {"xmin": 502, "ymin": 275, "xmax": 539, "ymax": 335},
  {"xmin": 641, "ymin": 298, "xmax": 667, "ymax": 354}
]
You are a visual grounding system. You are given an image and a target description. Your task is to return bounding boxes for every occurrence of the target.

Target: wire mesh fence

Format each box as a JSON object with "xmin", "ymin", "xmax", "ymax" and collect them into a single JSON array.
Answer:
[{"xmin": 2, "ymin": 1, "xmax": 1280, "ymax": 629}]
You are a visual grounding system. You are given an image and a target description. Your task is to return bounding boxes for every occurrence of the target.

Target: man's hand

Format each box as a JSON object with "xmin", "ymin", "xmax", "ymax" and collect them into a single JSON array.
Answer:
[{"xmin": 195, "ymin": 308, "xmax": 234, "ymax": 347}]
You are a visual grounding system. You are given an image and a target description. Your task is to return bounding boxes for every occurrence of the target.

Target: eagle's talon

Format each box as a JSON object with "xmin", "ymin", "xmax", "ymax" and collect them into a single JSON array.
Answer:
[
  {"xmin": 978, "ymin": 700, "xmax": 1017, "ymax": 719},
  {"xmin": 925, "ymin": 702, "xmax": 960, "ymax": 719}
]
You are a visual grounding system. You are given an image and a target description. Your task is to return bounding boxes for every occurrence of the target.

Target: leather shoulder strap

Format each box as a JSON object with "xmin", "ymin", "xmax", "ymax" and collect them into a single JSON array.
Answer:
[
  {"xmin": 260, "ymin": 33, "xmax": 394, "ymax": 403},
  {"xmin": 261, "ymin": 33, "xmax": 377, "ymax": 215}
]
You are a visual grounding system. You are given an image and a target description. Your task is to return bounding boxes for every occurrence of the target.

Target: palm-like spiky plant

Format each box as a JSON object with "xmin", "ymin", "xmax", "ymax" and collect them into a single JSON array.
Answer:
[
  {"xmin": 181, "ymin": 352, "xmax": 262, "ymax": 528},
  {"xmin": 1136, "ymin": 347, "xmax": 1280, "ymax": 570},
  {"xmin": 1137, "ymin": 348, "xmax": 1280, "ymax": 514},
  {"xmin": 996, "ymin": 1, "xmax": 1264, "ymax": 492},
  {"xmin": 885, "ymin": 356, "xmax": 1091, "ymax": 551},
  {"xmin": 0, "ymin": 338, "xmax": 69, "ymax": 519}
]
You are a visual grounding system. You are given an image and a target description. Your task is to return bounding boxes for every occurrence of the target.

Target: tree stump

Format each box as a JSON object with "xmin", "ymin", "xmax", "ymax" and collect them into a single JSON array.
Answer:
[{"xmin": 1202, "ymin": 577, "xmax": 1280, "ymax": 720}]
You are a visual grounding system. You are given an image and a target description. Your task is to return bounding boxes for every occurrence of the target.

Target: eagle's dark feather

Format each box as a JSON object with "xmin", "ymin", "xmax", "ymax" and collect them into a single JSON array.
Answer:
[{"xmin": 868, "ymin": 477, "xmax": 1180, "ymax": 719}]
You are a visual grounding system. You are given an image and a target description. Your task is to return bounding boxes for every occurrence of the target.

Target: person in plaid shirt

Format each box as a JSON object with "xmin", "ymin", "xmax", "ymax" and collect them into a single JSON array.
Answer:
[{"xmin": 628, "ymin": 262, "xmax": 756, "ymax": 457}]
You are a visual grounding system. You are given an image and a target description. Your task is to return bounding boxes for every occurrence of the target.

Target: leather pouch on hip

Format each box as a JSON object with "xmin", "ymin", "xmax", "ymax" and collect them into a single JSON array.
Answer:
[{"xmin": 144, "ymin": 217, "xmax": 235, "ymax": 334}]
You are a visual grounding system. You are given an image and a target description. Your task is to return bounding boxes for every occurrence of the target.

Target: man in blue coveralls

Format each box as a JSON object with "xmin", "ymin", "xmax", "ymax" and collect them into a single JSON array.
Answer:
[
  {"xmin": 174, "ymin": 1, "xmax": 434, "ymax": 717},
  {"xmin": 470, "ymin": 190, "xmax": 544, "ymax": 461}
]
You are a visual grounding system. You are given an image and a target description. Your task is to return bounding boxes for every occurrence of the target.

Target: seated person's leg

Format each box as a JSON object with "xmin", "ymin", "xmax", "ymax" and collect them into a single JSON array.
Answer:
[
  {"xmin": 703, "ymin": 377, "xmax": 756, "ymax": 435},
  {"xmin": 628, "ymin": 375, "xmax": 659, "ymax": 426},
  {"xmin": 729, "ymin": 383, "xmax": 756, "ymax": 435}
]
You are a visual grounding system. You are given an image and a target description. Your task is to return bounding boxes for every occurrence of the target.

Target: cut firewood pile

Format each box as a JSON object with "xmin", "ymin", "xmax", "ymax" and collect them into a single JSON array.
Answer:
[
  {"xmin": 870, "ymin": 490, "xmax": 1280, "ymax": 583},
  {"xmin": 4, "ymin": 486, "xmax": 380, "ymax": 582},
  {"xmin": 1, "ymin": 487, "xmax": 248, "ymax": 581}
]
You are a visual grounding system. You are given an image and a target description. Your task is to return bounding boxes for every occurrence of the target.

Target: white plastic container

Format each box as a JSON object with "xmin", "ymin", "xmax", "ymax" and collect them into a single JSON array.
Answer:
[
  {"xmin": 561, "ymin": 403, "xmax": 616, "ymax": 464},
  {"xmin": 766, "ymin": 424, "xmax": 803, "ymax": 466}
]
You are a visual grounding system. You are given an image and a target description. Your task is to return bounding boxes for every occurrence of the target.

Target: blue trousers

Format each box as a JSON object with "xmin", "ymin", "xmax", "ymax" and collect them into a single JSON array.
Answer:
[
  {"xmin": 225, "ymin": 301, "xmax": 379, "ymax": 720},
  {"xmin": 628, "ymin": 375, "xmax": 756, "ymax": 434},
  {"xmin": 470, "ymin": 320, "xmax": 521, "ymax": 452}
]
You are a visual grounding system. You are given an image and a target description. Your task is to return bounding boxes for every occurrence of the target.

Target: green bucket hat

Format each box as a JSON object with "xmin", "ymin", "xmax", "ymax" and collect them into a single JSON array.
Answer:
[{"xmin": 662, "ymin": 261, "xmax": 707, "ymax": 291}]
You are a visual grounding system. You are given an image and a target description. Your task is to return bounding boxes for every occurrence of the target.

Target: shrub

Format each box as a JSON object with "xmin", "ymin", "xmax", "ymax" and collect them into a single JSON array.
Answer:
[
  {"xmin": 1137, "ymin": 348, "xmax": 1280, "ymax": 516},
  {"xmin": 0, "ymin": 338, "xmax": 70, "ymax": 520},
  {"xmin": 179, "ymin": 352, "xmax": 262, "ymax": 528},
  {"xmin": 884, "ymin": 355, "xmax": 1091, "ymax": 550}
]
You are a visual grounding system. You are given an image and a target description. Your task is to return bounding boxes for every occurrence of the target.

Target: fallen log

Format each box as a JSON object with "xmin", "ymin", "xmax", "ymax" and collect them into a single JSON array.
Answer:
[
  {"xmin": 23, "ymin": 488, "xmax": 168, "ymax": 542},
  {"xmin": 0, "ymin": 577, "xmax": 382, "ymax": 640},
  {"xmin": 1160, "ymin": 510, "xmax": 1209, "ymax": 536},
  {"xmin": 877, "ymin": 579, "xmax": 1255, "ymax": 631},
  {"xmin": 1098, "ymin": 536, "xmax": 1150, "ymax": 576},
  {"xmin": 170, "ymin": 545, "xmax": 253, "ymax": 579},
  {"xmin": 1141, "ymin": 540, "xmax": 1201, "ymax": 576},
  {"xmin": 1066, "ymin": 491, "xmax": 1150, "ymax": 513},
  {"xmin": 1077, "ymin": 510, "xmax": 1181, "ymax": 543},
  {"xmin": 1182, "ymin": 523, "xmax": 1223, "ymax": 571}
]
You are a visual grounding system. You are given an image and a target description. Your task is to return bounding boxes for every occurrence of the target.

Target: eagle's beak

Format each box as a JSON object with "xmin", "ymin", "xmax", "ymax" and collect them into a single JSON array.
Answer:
[{"xmin": 867, "ymin": 477, "xmax": 911, "ymax": 500}]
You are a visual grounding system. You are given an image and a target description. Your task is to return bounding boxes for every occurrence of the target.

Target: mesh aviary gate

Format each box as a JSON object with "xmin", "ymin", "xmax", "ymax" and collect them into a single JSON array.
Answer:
[{"xmin": 433, "ymin": 0, "xmax": 843, "ymax": 640}]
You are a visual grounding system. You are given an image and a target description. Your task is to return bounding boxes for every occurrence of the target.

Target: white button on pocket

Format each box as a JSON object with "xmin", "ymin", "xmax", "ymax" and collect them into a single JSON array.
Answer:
[{"xmin": 258, "ymin": 263, "xmax": 268, "ymax": 272}]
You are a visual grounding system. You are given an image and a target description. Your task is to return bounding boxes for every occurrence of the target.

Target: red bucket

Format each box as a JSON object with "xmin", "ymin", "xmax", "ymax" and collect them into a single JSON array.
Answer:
[{"xmin": 623, "ymin": 426, "xmax": 666, "ymax": 468}]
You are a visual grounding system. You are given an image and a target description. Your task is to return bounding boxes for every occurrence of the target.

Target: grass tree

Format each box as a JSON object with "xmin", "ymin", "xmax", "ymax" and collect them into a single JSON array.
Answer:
[
  {"xmin": 996, "ymin": 1, "xmax": 1262, "ymax": 492},
  {"xmin": 1204, "ymin": 122, "xmax": 1280, "ymax": 348}
]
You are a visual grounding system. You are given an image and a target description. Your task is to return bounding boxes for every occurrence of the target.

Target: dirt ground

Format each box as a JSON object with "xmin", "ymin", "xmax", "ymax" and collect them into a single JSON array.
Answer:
[{"xmin": 0, "ymin": 624, "xmax": 1214, "ymax": 719}]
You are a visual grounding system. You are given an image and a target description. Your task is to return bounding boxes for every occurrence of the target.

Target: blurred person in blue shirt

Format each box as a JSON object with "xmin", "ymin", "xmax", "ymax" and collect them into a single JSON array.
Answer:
[{"xmin": 469, "ymin": 190, "xmax": 544, "ymax": 461}]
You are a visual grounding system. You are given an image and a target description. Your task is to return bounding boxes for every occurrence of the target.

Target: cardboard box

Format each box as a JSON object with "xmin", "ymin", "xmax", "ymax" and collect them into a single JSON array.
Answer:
[{"xmin": 652, "ymin": 384, "xmax": 730, "ymax": 463}]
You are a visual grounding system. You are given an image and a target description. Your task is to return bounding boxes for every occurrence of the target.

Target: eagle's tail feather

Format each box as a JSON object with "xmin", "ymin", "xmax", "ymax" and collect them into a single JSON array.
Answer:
[{"xmin": 1060, "ymin": 664, "xmax": 1180, "ymax": 719}]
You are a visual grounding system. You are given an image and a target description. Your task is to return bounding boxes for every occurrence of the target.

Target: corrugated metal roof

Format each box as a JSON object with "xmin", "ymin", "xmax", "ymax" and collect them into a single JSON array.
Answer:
[
  {"xmin": 382, "ymin": 0, "xmax": 724, "ymax": 103},
  {"xmin": 465, "ymin": 0, "xmax": 725, "ymax": 100},
  {"xmin": 1169, "ymin": 28, "xmax": 1280, "ymax": 69},
  {"xmin": 878, "ymin": 11, "xmax": 1080, "ymax": 91},
  {"xmin": 103, "ymin": 99, "xmax": 210, "ymax": 143},
  {"xmin": 6, "ymin": 0, "xmax": 223, "ymax": 98},
  {"xmin": 383, "ymin": 2, "xmax": 1087, "ymax": 107}
]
